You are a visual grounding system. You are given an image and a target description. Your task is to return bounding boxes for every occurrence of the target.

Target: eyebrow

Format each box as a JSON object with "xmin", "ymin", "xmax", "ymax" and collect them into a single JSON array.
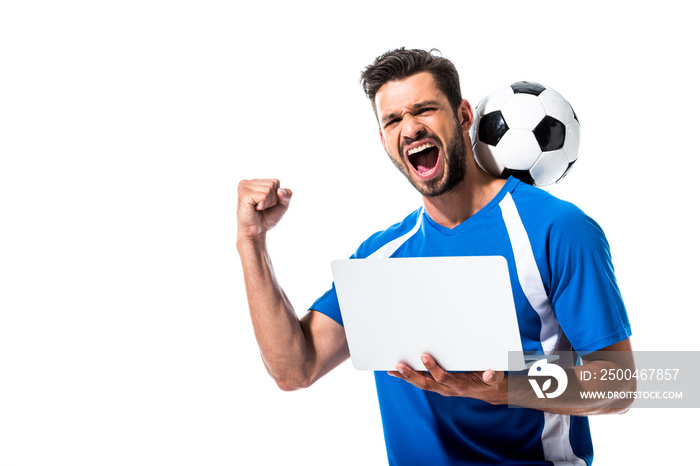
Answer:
[{"xmin": 380, "ymin": 100, "xmax": 442, "ymax": 126}]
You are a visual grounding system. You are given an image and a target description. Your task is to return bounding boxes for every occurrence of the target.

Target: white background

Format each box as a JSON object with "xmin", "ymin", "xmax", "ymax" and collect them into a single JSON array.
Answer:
[{"xmin": 1, "ymin": 1, "xmax": 697, "ymax": 464}]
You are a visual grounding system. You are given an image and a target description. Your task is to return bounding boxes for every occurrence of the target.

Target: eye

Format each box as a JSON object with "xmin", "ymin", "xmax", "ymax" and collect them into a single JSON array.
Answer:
[
  {"xmin": 383, "ymin": 117, "xmax": 400, "ymax": 129},
  {"xmin": 416, "ymin": 107, "xmax": 436, "ymax": 115}
]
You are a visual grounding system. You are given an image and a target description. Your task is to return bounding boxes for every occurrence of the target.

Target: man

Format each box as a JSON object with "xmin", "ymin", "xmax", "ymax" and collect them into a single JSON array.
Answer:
[{"xmin": 237, "ymin": 48, "xmax": 633, "ymax": 465}]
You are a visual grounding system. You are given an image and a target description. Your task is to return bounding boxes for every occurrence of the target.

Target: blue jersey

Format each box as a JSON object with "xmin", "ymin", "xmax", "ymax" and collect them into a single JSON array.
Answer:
[{"xmin": 310, "ymin": 177, "xmax": 631, "ymax": 465}]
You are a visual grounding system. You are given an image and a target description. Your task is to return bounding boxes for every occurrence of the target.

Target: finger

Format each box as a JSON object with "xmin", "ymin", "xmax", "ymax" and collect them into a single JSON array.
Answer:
[
  {"xmin": 239, "ymin": 179, "xmax": 273, "ymax": 206},
  {"xmin": 388, "ymin": 368, "xmax": 432, "ymax": 378},
  {"xmin": 481, "ymin": 370, "xmax": 504, "ymax": 385},
  {"xmin": 393, "ymin": 363, "xmax": 440, "ymax": 392},
  {"xmin": 275, "ymin": 187, "xmax": 293, "ymax": 211},
  {"xmin": 238, "ymin": 179, "xmax": 283, "ymax": 211},
  {"xmin": 252, "ymin": 180, "xmax": 281, "ymax": 211},
  {"xmin": 420, "ymin": 353, "xmax": 453, "ymax": 385}
]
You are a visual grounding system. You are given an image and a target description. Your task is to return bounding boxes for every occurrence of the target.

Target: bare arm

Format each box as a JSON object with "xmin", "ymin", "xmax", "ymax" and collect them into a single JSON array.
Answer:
[
  {"xmin": 391, "ymin": 338, "xmax": 635, "ymax": 415},
  {"xmin": 505, "ymin": 338, "xmax": 636, "ymax": 415},
  {"xmin": 237, "ymin": 179, "xmax": 349, "ymax": 391}
]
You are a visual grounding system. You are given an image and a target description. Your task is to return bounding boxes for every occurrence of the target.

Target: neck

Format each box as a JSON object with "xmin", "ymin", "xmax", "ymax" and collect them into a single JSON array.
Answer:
[{"xmin": 422, "ymin": 160, "xmax": 506, "ymax": 229}]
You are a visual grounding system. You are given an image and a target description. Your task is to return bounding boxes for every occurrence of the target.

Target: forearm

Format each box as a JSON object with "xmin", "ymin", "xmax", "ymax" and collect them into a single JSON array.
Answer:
[
  {"xmin": 237, "ymin": 235, "xmax": 310, "ymax": 389},
  {"xmin": 506, "ymin": 353, "xmax": 636, "ymax": 415},
  {"xmin": 395, "ymin": 341, "xmax": 635, "ymax": 415}
]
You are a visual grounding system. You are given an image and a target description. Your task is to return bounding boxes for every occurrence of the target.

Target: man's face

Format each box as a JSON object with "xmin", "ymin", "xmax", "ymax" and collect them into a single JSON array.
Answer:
[{"xmin": 375, "ymin": 72, "xmax": 468, "ymax": 197}]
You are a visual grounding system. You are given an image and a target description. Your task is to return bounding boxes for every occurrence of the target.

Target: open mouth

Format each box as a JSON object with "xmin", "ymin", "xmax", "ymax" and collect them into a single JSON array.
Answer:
[{"xmin": 406, "ymin": 142, "xmax": 440, "ymax": 178}]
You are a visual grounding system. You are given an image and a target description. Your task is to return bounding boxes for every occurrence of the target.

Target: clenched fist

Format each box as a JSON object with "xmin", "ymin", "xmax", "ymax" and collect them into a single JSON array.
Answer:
[{"xmin": 237, "ymin": 179, "xmax": 293, "ymax": 240}]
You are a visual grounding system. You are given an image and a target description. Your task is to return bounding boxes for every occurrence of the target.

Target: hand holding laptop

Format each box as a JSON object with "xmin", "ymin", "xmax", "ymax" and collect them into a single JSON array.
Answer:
[{"xmin": 389, "ymin": 352, "xmax": 508, "ymax": 403}]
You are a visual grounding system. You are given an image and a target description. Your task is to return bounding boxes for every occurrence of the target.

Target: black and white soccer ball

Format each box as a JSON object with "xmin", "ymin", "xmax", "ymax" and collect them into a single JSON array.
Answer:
[{"xmin": 470, "ymin": 81, "xmax": 580, "ymax": 187}]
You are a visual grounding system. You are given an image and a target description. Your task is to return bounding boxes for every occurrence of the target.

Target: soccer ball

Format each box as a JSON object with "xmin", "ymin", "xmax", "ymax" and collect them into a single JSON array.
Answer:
[{"xmin": 470, "ymin": 81, "xmax": 580, "ymax": 187}]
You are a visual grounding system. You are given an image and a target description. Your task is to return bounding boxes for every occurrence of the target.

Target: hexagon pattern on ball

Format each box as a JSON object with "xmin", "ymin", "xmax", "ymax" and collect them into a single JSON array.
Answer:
[{"xmin": 470, "ymin": 81, "xmax": 580, "ymax": 187}]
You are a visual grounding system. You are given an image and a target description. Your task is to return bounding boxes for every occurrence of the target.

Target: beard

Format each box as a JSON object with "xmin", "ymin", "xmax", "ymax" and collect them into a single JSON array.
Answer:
[{"xmin": 390, "ymin": 121, "xmax": 467, "ymax": 198}]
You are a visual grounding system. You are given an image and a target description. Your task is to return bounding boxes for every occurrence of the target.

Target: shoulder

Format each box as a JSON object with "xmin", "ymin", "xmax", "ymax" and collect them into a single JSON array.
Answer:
[
  {"xmin": 507, "ymin": 181, "xmax": 612, "ymax": 276},
  {"xmin": 509, "ymin": 181, "xmax": 582, "ymax": 218},
  {"xmin": 352, "ymin": 207, "xmax": 424, "ymax": 259},
  {"xmin": 509, "ymin": 180, "xmax": 604, "ymax": 240}
]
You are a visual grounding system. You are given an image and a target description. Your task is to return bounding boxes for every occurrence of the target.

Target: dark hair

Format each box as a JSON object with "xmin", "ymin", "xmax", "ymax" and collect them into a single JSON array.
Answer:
[{"xmin": 360, "ymin": 48, "xmax": 462, "ymax": 115}]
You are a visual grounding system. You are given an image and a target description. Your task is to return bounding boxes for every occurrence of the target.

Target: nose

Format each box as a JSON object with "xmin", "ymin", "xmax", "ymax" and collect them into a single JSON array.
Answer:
[{"xmin": 401, "ymin": 114, "xmax": 426, "ymax": 142}]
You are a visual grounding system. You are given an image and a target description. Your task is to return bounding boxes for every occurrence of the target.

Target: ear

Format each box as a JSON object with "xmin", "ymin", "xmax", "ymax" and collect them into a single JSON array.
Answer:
[
  {"xmin": 458, "ymin": 99, "xmax": 474, "ymax": 133},
  {"xmin": 379, "ymin": 127, "xmax": 387, "ymax": 151}
]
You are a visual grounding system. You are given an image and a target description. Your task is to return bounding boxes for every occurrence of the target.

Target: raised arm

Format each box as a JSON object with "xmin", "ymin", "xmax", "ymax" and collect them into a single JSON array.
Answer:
[{"xmin": 236, "ymin": 179, "xmax": 349, "ymax": 391}]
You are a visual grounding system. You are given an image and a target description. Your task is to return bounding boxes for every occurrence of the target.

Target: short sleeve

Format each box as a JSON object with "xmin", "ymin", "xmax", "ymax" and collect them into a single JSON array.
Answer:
[
  {"xmin": 309, "ymin": 283, "xmax": 344, "ymax": 327},
  {"xmin": 547, "ymin": 210, "xmax": 632, "ymax": 353}
]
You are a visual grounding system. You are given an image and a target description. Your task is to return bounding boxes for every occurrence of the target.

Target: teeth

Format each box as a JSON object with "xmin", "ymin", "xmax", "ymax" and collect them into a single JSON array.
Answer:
[{"xmin": 407, "ymin": 142, "xmax": 435, "ymax": 156}]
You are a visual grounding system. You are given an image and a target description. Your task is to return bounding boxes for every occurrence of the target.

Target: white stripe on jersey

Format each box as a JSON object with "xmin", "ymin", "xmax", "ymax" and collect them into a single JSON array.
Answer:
[
  {"xmin": 541, "ymin": 413, "xmax": 587, "ymax": 466},
  {"xmin": 367, "ymin": 208, "xmax": 424, "ymax": 259},
  {"xmin": 499, "ymin": 192, "xmax": 585, "ymax": 466},
  {"xmin": 498, "ymin": 192, "xmax": 561, "ymax": 353}
]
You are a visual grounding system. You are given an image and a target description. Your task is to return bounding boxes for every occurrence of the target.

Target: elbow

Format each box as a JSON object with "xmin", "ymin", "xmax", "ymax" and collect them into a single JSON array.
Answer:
[
  {"xmin": 616, "ymin": 405, "xmax": 632, "ymax": 415},
  {"xmin": 616, "ymin": 378, "xmax": 637, "ymax": 414},
  {"xmin": 264, "ymin": 362, "xmax": 314, "ymax": 391},
  {"xmin": 274, "ymin": 374, "xmax": 313, "ymax": 392},
  {"xmin": 260, "ymin": 353, "xmax": 319, "ymax": 391},
  {"xmin": 606, "ymin": 378, "xmax": 637, "ymax": 414},
  {"xmin": 607, "ymin": 397, "xmax": 634, "ymax": 415},
  {"xmin": 259, "ymin": 353, "xmax": 314, "ymax": 391},
  {"xmin": 608, "ymin": 400, "xmax": 633, "ymax": 415}
]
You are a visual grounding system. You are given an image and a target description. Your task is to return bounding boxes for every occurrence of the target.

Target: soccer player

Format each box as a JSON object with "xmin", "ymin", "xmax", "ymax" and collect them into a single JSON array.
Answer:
[{"xmin": 237, "ymin": 48, "xmax": 634, "ymax": 465}]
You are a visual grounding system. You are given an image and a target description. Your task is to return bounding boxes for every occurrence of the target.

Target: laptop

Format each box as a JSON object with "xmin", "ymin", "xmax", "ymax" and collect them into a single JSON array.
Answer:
[{"xmin": 331, "ymin": 256, "xmax": 539, "ymax": 372}]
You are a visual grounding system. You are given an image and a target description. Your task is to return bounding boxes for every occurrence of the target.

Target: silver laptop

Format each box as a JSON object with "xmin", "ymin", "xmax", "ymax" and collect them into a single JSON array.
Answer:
[{"xmin": 331, "ymin": 256, "xmax": 535, "ymax": 371}]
